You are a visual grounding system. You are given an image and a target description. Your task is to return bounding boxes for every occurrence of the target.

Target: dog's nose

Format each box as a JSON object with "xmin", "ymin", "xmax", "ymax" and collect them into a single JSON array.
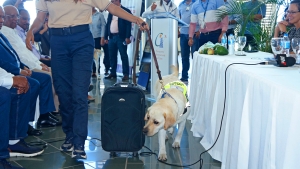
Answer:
[{"xmin": 142, "ymin": 128, "xmax": 148, "ymax": 134}]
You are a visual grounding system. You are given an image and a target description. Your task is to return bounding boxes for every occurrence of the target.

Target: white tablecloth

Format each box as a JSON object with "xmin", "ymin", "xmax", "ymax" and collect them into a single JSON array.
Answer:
[{"xmin": 188, "ymin": 52, "xmax": 300, "ymax": 169}]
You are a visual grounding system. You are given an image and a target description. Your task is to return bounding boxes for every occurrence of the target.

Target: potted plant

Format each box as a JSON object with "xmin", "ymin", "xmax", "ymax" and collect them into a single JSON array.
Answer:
[{"xmin": 217, "ymin": 0, "xmax": 288, "ymax": 53}]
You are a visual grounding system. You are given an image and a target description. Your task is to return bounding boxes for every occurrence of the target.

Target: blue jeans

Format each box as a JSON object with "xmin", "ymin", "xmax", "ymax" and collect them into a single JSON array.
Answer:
[
  {"xmin": 198, "ymin": 29, "xmax": 222, "ymax": 48},
  {"xmin": 0, "ymin": 86, "xmax": 32, "ymax": 159},
  {"xmin": 28, "ymin": 72, "xmax": 55, "ymax": 121},
  {"xmin": 180, "ymin": 34, "xmax": 199, "ymax": 80},
  {"xmin": 108, "ymin": 35, "xmax": 129, "ymax": 76},
  {"xmin": 51, "ymin": 30, "xmax": 94, "ymax": 145}
]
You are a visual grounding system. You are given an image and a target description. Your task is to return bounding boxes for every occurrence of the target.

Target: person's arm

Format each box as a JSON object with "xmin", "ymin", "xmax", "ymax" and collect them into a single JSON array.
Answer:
[
  {"xmin": 99, "ymin": 13, "xmax": 106, "ymax": 38},
  {"xmin": 106, "ymin": 4, "xmax": 146, "ymax": 28},
  {"xmin": 142, "ymin": 2, "xmax": 157, "ymax": 18},
  {"xmin": 125, "ymin": 8, "xmax": 132, "ymax": 39},
  {"xmin": 26, "ymin": 12, "xmax": 47, "ymax": 50}
]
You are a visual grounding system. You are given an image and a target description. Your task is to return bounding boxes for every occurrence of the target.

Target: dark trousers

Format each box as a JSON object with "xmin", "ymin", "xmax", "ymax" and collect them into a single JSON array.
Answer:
[
  {"xmin": 28, "ymin": 72, "xmax": 55, "ymax": 121},
  {"xmin": 199, "ymin": 29, "xmax": 222, "ymax": 48},
  {"xmin": 108, "ymin": 35, "xmax": 129, "ymax": 76},
  {"xmin": 51, "ymin": 30, "xmax": 94, "ymax": 145},
  {"xmin": 180, "ymin": 34, "xmax": 199, "ymax": 80},
  {"xmin": 0, "ymin": 86, "xmax": 32, "ymax": 159},
  {"xmin": 92, "ymin": 43, "xmax": 110, "ymax": 73},
  {"xmin": 244, "ymin": 34, "xmax": 259, "ymax": 50}
]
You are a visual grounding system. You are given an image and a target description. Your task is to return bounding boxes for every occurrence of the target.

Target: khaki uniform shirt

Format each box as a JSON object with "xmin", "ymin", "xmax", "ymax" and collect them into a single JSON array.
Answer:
[{"xmin": 36, "ymin": 0, "xmax": 111, "ymax": 28}]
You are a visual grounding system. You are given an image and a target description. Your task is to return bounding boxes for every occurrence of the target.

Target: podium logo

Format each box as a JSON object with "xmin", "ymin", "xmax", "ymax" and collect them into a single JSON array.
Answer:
[{"xmin": 155, "ymin": 33, "xmax": 166, "ymax": 48}]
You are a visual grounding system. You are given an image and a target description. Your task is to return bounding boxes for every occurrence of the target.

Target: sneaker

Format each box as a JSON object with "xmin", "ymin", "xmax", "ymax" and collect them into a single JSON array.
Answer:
[
  {"xmin": 97, "ymin": 75, "xmax": 101, "ymax": 80},
  {"xmin": 8, "ymin": 140, "xmax": 44, "ymax": 157},
  {"xmin": 104, "ymin": 74, "xmax": 116, "ymax": 79},
  {"xmin": 72, "ymin": 144, "xmax": 86, "ymax": 159},
  {"xmin": 88, "ymin": 85, "xmax": 94, "ymax": 92},
  {"xmin": 0, "ymin": 159, "xmax": 24, "ymax": 169},
  {"xmin": 60, "ymin": 137, "xmax": 74, "ymax": 152}
]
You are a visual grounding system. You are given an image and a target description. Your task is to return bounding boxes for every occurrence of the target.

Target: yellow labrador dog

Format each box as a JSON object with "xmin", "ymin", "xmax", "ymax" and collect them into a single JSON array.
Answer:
[{"xmin": 143, "ymin": 66, "xmax": 190, "ymax": 161}]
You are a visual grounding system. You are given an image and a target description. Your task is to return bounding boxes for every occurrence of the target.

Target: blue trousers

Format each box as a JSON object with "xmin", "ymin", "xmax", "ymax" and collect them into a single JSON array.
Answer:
[
  {"xmin": 51, "ymin": 30, "xmax": 94, "ymax": 145},
  {"xmin": 198, "ymin": 29, "xmax": 222, "ymax": 49},
  {"xmin": 0, "ymin": 85, "xmax": 32, "ymax": 159},
  {"xmin": 180, "ymin": 34, "xmax": 199, "ymax": 80},
  {"xmin": 28, "ymin": 72, "xmax": 55, "ymax": 121},
  {"xmin": 108, "ymin": 35, "xmax": 129, "ymax": 76}
]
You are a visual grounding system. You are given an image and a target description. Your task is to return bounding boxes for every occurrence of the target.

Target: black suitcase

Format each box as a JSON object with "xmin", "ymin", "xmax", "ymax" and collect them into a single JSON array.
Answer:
[
  {"xmin": 101, "ymin": 30, "xmax": 146, "ymax": 153},
  {"xmin": 101, "ymin": 83, "xmax": 145, "ymax": 152}
]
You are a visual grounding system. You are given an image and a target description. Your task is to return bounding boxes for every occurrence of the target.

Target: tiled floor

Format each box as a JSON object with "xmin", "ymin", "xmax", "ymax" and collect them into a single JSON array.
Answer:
[{"xmin": 8, "ymin": 54, "xmax": 222, "ymax": 169}]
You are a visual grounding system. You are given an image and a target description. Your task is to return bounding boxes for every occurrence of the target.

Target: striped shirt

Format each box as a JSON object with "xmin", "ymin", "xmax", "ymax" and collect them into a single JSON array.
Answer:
[{"xmin": 189, "ymin": 0, "xmax": 228, "ymax": 37}]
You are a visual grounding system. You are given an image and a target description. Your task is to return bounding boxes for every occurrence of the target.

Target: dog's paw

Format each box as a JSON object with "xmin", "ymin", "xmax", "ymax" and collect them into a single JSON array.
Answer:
[
  {"xmin": 172, "ymin": 142, "xmax": 180, "ymax": 148},
  {"xmin": 168, "ymin": 127, "xmax": 174, "ymax": 135},
  {"xmin": 158, "ymin": 153, "xmax": 167, "ymax": 161}
]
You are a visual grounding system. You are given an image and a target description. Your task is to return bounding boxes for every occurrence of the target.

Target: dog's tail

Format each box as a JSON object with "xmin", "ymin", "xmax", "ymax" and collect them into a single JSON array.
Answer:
[{"xmin": 170, "ymin": 65, "xmax": 179, "ymax": 77}]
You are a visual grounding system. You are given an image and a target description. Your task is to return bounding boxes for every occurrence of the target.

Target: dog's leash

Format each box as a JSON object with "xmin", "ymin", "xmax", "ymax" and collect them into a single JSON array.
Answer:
[{"xmin": 142, "ymin": 30, "xmax": 190, "ymax": 116}]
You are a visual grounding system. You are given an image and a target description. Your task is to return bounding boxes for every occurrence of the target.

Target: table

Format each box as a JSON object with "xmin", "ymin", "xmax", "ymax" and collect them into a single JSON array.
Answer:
[{"xmin": 188, "ymin": 51, "xmax": 300, "ymax": 169}]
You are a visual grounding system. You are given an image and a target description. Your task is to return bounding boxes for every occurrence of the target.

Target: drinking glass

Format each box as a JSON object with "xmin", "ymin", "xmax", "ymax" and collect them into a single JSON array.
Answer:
[
  {"xmin": 236, "ymin": 36, "xmax": 247, "ymax": 55},
  {"xmin": 271, "ymin": 38, "xmax": 283, "ymax": 55},
  {"xmin": 292, "ymin": 38, "xmax": 300, "ymax": 64}
]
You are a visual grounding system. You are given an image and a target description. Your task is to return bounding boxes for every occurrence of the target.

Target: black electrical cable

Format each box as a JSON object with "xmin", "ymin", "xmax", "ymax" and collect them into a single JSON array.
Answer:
[
  {"xmin": 198, "ymin": 62, "xmax": 261, "ymax": 169},
  {"xmin": 27, "ymin": 61, "xmax": 267, "ymax": 169}
]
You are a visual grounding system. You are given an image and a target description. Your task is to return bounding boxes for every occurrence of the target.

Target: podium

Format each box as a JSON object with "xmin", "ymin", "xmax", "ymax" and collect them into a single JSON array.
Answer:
[{"xmin": 142, "ymin": 13, "xmax": 188, "ymax": 96}]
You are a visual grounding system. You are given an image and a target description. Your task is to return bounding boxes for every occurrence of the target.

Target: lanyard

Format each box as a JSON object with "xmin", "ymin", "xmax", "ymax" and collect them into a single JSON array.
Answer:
[
  {"xmin": 200, "ymin": 0, "xmax": 209, "ymax": 20},
  {"xmin": 163, "ymin": 1, "xmax": 172, "ymax": 13}
]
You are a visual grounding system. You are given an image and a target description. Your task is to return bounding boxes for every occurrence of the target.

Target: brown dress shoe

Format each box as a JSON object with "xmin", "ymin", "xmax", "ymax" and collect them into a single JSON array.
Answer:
[{"xmin": 122, "ymin": 75, "xmax": 129, "ymax": 81}]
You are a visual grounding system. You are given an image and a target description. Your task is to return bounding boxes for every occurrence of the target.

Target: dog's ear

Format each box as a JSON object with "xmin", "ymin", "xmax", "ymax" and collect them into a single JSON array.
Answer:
[
  {"xmin": 163, "ymin": 111, "xmax": 176, "ymax": 130},
  {"xmin": 144, "ymin": 111, "xmax": 149, "ymax": 121}
]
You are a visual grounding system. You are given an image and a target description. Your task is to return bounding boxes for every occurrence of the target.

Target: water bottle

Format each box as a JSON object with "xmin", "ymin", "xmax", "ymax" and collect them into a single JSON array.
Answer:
[
  {"xmin": 221, "ymin": 33, "xmax": 227, "ymax": 48},
  {"xmin": 228, "ymin": 34, "xmax": 235, "ymax": 55},
  {"xmin": 282, "ymin": 33, "xmax": 290, "ymax": 55}
]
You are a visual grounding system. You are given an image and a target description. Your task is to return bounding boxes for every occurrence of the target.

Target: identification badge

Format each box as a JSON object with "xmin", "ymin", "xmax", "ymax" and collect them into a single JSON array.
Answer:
[{"xmin": 186, "ymin": 6, "xmax": 190, "ymax": 11}]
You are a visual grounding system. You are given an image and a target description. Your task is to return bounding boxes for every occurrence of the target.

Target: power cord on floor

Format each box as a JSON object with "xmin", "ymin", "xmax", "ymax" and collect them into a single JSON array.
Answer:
[{"xmin": 28, "ymin": 62, "xmax": 267, "ymax": 168}]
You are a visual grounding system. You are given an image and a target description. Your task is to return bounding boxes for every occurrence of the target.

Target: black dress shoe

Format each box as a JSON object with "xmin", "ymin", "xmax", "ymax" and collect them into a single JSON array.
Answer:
[
  {"xmin": 51, "ymin": 111, "xmax": 60, "ymax": 116},
  {"xmin": 48, "ymin": 112, "xmax": 60, "ymax": 122},
  {"xmin": 37, "ymin": 117, "xmax": 61, "ymax": 128},
  {"xmin": 104, "ymin": 74, "xmax": 116, "ymax": 79},
  {"xmin": 27, "ymin": 125, "xmax": 43, "ymax": 136}
]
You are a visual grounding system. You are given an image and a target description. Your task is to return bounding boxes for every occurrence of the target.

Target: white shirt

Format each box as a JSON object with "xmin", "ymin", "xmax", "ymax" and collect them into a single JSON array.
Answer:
[
  {"xmin": 0, "ymin": 67, "xmax": 13, "ymax": 89},
  {"xmin": 0, "ymin": 26, "xmax": 42, "ymax": 70},
  {"xmin": 142, "ymin": 0, "xmax": 180, "ymax": 19}
]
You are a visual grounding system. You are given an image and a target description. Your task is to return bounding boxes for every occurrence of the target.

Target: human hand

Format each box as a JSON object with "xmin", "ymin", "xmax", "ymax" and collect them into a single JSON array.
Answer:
[
  {"xmin": 12, "ymin": 76, "xmax": 29, "ymax": 94},
  {"xmin": 125, "ymin": 38, "xmax": 131, "ymax": 44},
  {"xmin": 24, "ymin": 67, "xmax": 32, "ymax": 76},
  {"xmin": 188, "ymin": 38, "xmax": 193, "ymax": 47},
  {"xmin": 278, "ymin": 20, "xmax": 289, "ymax": 26},
  {"xmin": 25, "ymin": 31, "xmax": 34, "ymax": 51},
  {"xmin": 100, "ymin": 38, "xmax": 105, "ymax": 46},
  {"xmin": 136, "ymin": 18, "xmax": 149, "ymax": 31},
  {"xmin": 151, "ymin": 2, "xmax": 157, "ymax": 11},
  {"xmin": 20, "ymin": 69, "xmax": 31, "ymax": 77},
  {"xmin": 41, "ymin": 64, "xmax": 50, "ymax": 72}
]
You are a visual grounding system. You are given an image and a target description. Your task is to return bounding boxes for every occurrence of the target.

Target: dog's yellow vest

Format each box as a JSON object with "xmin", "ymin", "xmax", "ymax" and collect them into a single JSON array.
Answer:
[{"xmin": 163, "ymin": 81, "xmax": 188, "ymax": 101}]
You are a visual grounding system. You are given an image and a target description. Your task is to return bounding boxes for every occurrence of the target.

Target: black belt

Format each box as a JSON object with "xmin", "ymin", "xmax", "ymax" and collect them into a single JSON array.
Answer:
[
  {"xmin": 202, "ymin": 29, "xmax": 222, "ymax": 35},
  {"xmin": 50, "ymin": 24, "xmax": 89, "ymax": 36},
  {"xmin": 110, "ymin": 33, "xmax": 119, "ymax": 36}
]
